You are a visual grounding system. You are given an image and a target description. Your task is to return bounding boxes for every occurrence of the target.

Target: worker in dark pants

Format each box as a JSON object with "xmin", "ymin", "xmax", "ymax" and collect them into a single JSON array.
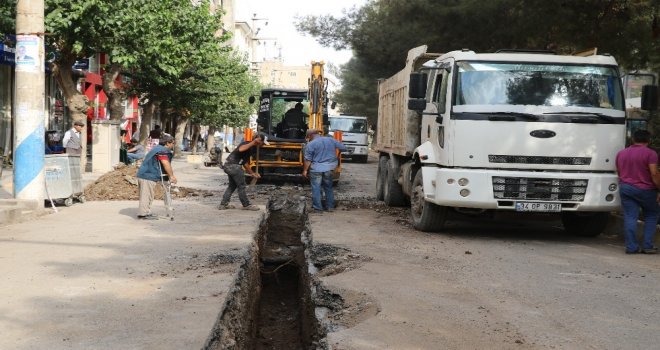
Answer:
[
  {"xmin": 616, "ymin": 129, "xmax": 660, "ymax": 254},
  {"xmin": 218, "ymin": 134, "xmax": 264, "ymax": 211},
  {"xmin": 302, "ymin": 129, "xmax": 346, "ymax": 212}
]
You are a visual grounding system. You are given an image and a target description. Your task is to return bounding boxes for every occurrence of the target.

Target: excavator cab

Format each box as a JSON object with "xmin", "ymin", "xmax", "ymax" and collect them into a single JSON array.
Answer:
[
  {"xmin": 256, "ymin": 88, "xmax": 309, "ymax": 141},
  {"xmin": 245, "ymin": 62, "xmax": 341, "ymax": 182}
]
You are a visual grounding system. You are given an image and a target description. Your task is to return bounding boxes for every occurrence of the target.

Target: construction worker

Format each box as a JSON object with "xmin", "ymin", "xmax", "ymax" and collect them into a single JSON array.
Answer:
[
  {"xmin": 302, "ymin": 129, "xmax": 346, "ymax": 211},
  {"xmin": 217, "ymin": 134, "xmax": 263, "ymax": 211}
]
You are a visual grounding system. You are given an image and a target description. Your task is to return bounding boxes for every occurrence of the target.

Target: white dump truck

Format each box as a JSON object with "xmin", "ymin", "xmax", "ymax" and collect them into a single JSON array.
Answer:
[
  {"xmin": 329, "ymin": 115, "xmax": 369, "ymax": 163},
  {"xmin": 376, "ymin": 46, "xmax": 654, "ymax": 235}
]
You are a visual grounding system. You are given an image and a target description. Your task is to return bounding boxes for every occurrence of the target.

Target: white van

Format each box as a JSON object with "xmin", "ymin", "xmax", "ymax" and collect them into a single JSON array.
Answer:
[{"xmin": 328, "ymin": 115, "xmax": 369, "ymax": 163}]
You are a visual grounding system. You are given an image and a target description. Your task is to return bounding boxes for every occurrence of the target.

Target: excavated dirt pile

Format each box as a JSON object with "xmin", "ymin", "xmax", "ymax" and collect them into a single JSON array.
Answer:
[{"xmin": 83, "ymin": 163, "xmax": 213, "ymax": 201}]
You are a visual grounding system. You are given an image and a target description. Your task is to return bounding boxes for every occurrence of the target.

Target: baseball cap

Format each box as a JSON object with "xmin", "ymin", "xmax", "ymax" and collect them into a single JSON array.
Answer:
[
  {"xmin": 159, "ymin": 134, "xmax": 174, "ymax": 145},
  {"xmin": 73, "ymin": 120, "xmax": 85, "ymax": 126}
]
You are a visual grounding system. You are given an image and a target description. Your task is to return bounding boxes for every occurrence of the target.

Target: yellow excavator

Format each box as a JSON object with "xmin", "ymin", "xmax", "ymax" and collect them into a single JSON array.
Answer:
[{"xmin": 245, "ymin": 61, "xmax": 342, "ymax": 181}]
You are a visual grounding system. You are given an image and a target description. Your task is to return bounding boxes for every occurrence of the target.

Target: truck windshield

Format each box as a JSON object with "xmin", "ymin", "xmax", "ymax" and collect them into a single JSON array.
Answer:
[
  {"xmin": 455, "ymin": 61, "xmax": 624, "ymax": 111},
  {"xmin": 329, "ymin": 117, "xmax": 368, "ymax": 133}
]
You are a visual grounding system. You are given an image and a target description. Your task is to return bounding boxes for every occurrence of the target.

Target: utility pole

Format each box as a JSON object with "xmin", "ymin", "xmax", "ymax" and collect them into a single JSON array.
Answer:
[
  {"xmin": 14, "ymin": 0, "xmax": 45, "ymax": 202},
  {"xmin": 250, "ymin": 14, "xmax": 269, "ymax": 63}
]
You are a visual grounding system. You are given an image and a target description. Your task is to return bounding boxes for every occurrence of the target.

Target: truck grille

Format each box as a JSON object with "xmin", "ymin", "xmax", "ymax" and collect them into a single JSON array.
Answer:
[
  {"xmin": 489, "ymin": 155, "xmax": 591, "ymax": 165},
  {"xmin": 492, "ymin": 177, "xmax": 588, "ymax": 202}
]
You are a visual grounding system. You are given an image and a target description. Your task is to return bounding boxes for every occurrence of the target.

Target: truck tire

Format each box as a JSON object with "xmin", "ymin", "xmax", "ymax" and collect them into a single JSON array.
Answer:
[
  {"xmin": 561, "ymin": 212, "xmax": 609, "ymax": 237},
  {"xmin": 356, "ymin": 155, "xmax": 368, "ymax": 163},
  {"xmin": 376, "ymin": 155, "xmax": 387, "ymax": 201},
  {"xmin": 411, "ymin": 170, "xmax": 447, "ymax": 231},
  {"xmin": 383, "ymin": 158, "xmax": 406, "ymax": 206}
]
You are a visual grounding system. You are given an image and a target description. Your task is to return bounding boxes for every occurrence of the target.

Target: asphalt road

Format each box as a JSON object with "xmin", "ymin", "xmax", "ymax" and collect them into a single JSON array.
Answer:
[{"xmin": 313, "ymin": 153, "xmax": 660, "ymax": 349}]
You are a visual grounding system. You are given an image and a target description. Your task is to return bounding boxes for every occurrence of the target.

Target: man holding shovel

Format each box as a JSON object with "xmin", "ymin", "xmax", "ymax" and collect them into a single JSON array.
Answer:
[{"xmin": 217, "ymin": 134, "xmax": 263, "ymax": 211}]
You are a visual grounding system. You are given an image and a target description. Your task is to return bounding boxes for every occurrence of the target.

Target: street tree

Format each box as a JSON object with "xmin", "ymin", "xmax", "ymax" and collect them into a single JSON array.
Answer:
[
  {"xmin": 297, "ymin": 0, "xmax": 660, "ymax": 124},
  {"xmin": 0, "ymin": 1, "xmax": 15, "ymax": 34}
]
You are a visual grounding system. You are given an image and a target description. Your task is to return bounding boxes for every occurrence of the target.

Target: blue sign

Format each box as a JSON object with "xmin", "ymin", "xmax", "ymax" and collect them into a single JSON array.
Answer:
[{"xmin": 0, "ymin": 34, "xmax": 16, "ymax": 65}]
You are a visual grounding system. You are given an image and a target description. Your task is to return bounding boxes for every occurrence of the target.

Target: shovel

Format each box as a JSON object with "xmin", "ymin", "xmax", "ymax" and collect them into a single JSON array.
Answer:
[{"xmin": 247, "ymin": 173, "xmax": 258, "ymax": 186}]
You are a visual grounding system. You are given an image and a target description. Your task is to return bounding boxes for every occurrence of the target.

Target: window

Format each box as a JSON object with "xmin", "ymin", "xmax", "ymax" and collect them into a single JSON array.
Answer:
[
  {"xmin": 455, "ymin": 61, "xmax": 624, "ymax": 111},
  {"xmin": 435, "ymin": 69, "xmax": 449, "ymax": 114}
]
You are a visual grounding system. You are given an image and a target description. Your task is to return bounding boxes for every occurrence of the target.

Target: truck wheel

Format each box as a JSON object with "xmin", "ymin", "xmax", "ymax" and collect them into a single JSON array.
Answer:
[
  {"xmin": 561, "ymin": 212, "xmax": 609, "ymax": 237},
  {"xmin": 383, "ymin": 158, "xmax": 406, "ymax": 206},
  {"xmin": 357, "ymin": 155, "xmax": 368, "ymax": 163},
  {"xmin": 411, "ymin": 170, "xmax": 447, "ymax": 231},
  {"xmin": 376, "ymin": 156, "xmax": 387, "ymax": 201}
]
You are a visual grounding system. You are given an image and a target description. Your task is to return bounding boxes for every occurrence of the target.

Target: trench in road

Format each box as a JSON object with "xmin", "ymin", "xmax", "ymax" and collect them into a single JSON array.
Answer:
[{"xmin": 202, "ymin": 194, "xmax": 326, "ymax": 349}]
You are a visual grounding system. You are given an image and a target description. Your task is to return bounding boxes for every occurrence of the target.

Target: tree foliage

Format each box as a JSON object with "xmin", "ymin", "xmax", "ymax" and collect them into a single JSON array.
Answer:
[
  {"xmin": 0, "ymin": 0, "xmax": 15, "ymax": 34},
  {"xmin": 3, "ymin": 0, "xmax": 258, "ymax": 132},
  {"xmin": 297, "ymin": 0, "xmax": 660, "ymax": 125}
]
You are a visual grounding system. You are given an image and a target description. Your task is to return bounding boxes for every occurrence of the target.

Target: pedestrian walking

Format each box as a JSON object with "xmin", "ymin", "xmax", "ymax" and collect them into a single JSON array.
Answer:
[
  {"xmin": 616, "ymin": 129, "xmax": 660, "ymax": 254},
  {"xmin": 302, "ymin": 129, "xmax": 347, "ymax": 212},
  {"xmin": 136, "ymin": 134, "xmax": 177, "ymax": 219},
  {"xmin": 217, "ymin": 134, "xmax": 263, "ymax": 211},
  {"xmin": 62, "ymin": 120, "xmax": 85, "ymax": 156}
]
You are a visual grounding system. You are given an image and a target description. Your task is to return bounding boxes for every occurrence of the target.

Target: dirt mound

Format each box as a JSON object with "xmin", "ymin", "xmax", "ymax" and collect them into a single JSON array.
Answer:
[{"xmin": 84, "ymin": 163, "xmax": 213, "ymax": 201}]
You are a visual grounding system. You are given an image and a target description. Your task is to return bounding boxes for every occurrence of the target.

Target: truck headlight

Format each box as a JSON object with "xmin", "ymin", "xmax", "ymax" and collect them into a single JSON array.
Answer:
[
  {"xmin": 458, "ymin": 178, "xmax": 469, "ymax": 186},
  {"xmin": 460, "ymin": 189, "xmax": 470, "ymax": 197},
  {"xmin": 608, "ymin": 183, "xmax": 618, "ymax": 192}
]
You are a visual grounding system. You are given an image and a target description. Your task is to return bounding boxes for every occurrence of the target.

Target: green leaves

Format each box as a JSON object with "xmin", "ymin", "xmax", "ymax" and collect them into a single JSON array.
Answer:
[
  {"xmin": 11, "ymin": 0, "xmax": 258, "ymax": 128},
  {"xmin": 0, "ymin": 1, "xmax": 16, "ymax": 34},
  {"xmin": 298, "ymin": 0, "xmax": 660, "ymax": 121}
]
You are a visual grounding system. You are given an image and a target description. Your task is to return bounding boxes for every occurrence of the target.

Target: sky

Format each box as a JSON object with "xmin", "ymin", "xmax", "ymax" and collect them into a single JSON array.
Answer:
[{"xmin": 234, "ymin": 0, "xmax": 367, "ymax": 67}]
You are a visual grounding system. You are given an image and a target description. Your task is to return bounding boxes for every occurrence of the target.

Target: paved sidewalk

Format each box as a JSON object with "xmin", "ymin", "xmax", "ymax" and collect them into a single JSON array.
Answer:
[{"xmin": 0, "ymin": 158, "xmax": 264, "ymax": 349}]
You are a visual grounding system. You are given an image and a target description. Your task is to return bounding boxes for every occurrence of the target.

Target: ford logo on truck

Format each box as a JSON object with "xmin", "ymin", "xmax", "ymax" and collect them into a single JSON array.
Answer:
[{"xmin": 530, "ymin": 130, "xmax": 556, "ymax": 138}]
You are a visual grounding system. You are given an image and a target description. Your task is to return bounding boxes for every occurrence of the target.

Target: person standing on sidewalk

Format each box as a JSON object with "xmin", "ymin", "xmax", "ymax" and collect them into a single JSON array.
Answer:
[
  {"xmin": 302, "ymin": 129, "xmax": 346, "ymax": 212},
  {"xmin": 217, "ymin": 134, "xmax": 263, "ymax": 211},
  {"xmin": 136, "ymin": 134, "xmax": 177, "ymax": 219},
  {"xmin": 616, "ymin": 129, "xmax": 660, "ymax": 254},
  {"xmin": 62, "ymin": 120, "xmax": 85, "ymax": 156}
]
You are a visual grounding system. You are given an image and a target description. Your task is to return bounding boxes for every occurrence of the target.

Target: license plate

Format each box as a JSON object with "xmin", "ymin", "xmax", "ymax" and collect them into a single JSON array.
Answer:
[{"xmin": 515, "ymin": 202, "xmax": 561, "ymax": 212}]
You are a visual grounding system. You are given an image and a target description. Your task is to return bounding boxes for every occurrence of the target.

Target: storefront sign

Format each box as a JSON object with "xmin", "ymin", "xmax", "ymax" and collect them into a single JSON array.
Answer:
[{"xmin": 0, "ymin": 44, "xmax": 15, "ymax": 65}]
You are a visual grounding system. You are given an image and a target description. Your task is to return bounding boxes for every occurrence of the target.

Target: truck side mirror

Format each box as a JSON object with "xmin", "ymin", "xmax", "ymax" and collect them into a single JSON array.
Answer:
[
  {"xmin": 331, "ymin": 101, "xmax": 337, "ymax": 109},
  {"xmin": 248, "ymin": 96, "xmax": 256, "ymax": 104},
  {"xmin": 641, "ymin": 85, "xmax": 658, "ymax": 111},
  {"xmin": 409, "ymin": 73, "xmax": 428, "ymax": 99},
  {"xmin": 408, "ymin": 99, "xmax": 427, "ymax": 111}
]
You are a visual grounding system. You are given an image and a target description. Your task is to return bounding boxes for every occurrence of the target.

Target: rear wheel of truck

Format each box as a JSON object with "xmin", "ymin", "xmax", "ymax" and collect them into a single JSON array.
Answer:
[
  {"xmin": 376, "ymin": 156, "xmax": 387, "ymax": 200},
  {"xmin": 383, "ymin": 158, "xmax": 406, "ymax": 206},
  {"xmin": 411, "ymin": 170, "xmax": 447, "ymax": 231},
  {"xmin": 561, "ymin": 212, "xmax": 609, "ymax": 237}
]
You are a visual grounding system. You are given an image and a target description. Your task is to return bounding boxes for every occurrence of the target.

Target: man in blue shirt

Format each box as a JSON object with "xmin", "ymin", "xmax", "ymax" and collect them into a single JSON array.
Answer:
[
  {"xmin": 136, "ymin": 134, "xmax": 177, "ymax": 219},
  {"xmin": 302, "ymin": 129, "xmax": 346, "ymax": 211}
]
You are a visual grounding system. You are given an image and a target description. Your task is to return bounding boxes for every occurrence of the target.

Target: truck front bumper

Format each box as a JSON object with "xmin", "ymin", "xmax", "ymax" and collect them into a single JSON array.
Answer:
[
  {"xmin": 342, "ymin": 145, "xmax": 369, "ymax": 156},
  {"xmin": 421, "ymin": 167, "xmax": 620, "ymax": 212}
]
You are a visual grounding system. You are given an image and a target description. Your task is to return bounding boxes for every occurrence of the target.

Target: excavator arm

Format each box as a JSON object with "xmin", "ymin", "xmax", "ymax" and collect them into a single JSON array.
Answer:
[{"xmin": 308, "ymin": 61, "xmax": 328, "ymax": 132}]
